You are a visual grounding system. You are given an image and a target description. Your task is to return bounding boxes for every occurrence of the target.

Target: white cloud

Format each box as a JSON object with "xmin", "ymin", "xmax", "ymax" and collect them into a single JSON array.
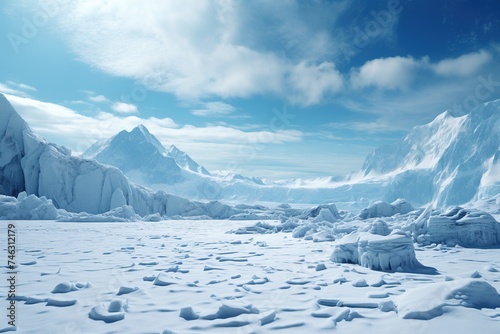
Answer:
[
  {"xmin": 4, "ymin": 94, "xmax": 301, "ymax": 162},
  {"xmin": 325, "ymin": 120, "xmax": 402, "ymax": 133},
  {"xmin": 112, "ymin": 102, "xmax": 138, "ymax": 114},
  {"xmin": 7, "ymin": 81, "xmax": 37, "ymax": 92},
  {"xmin": 192, "ymin": 101, "xmax": 236, "ymax": 117},
  {"xmin": 432, "ymin": 50, "xmax": 492, "ymax": 77},
  {"xmin": 288, "ymin": 61, "xmax": 343, "ymax": 106},
  {"xmin": 0, "ymin": 83, "xmax": 27, "ymax": 97},
  {"xmin": 350, "ymin": 56, "xmax": 422, "ymax": 90},
  {"xmin": 45, "ymin": 0, "xmax": 355, "ymax": 106},
  {"xmin": 0, "ymin": 81, "xmax": 37, "ymax": 97},
  {"xmin": 89, "ymin": 94, "xmax": 109, "ymax": 103}
]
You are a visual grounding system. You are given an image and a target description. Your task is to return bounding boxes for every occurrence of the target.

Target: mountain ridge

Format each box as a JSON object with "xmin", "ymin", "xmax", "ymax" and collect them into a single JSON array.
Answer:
[{"xmin": 80, "ymin": 99, "xmax": 500, "ymax": 208}]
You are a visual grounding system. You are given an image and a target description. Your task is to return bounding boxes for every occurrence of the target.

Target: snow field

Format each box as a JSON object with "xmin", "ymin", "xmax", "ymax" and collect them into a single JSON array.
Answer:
[{"xmin": 1, "ymin": 220, "xmax": 499, "ymax": 333}]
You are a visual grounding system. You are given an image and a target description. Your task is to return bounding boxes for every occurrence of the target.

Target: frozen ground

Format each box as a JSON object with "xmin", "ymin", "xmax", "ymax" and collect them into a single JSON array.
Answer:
[{"xmin": 1, "ymin": 220, "xmax": 499, "ymax": 333}]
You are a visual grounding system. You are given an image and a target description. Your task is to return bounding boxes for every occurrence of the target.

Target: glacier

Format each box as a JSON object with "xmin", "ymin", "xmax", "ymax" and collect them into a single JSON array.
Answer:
[{"xmin": 0, "ymin": 93, "xmax": 240, "ymax": 218}]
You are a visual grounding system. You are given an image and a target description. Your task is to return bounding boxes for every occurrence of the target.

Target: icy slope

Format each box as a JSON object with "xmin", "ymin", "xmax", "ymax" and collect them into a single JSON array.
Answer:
[
  {"xmin": 361, "ymin": 100, "xmax": 500, "ymax": 206},
  {"xmin": 0, "ymin": 93, "xmax": 237, "ymax": 217},
  {"xmin": 167, "ymin": 144, "xmax": 210, "ymax": 175}
]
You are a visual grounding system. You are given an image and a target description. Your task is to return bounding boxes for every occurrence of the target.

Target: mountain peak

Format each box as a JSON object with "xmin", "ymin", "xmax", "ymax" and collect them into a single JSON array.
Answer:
[
  {"xmin": 133, "ymin": 124, "xmax": 149, "ymax": 134},
  {"xmin": 166, "ymin": 145, "xmax": 210, "ymax": 175},
  {"xmin": 168, "ymin": 144, "xmax": 181, "ymax": 154}
]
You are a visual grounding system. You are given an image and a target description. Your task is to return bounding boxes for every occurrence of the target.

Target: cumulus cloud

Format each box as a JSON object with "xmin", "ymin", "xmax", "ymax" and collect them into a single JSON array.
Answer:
[
  {"xmin": 89, "ymin": 94, "xmax": 109, "ymax": 103},
  {"xmin": 432, "ymin": 50, "xmax": 492, "ymax": 77},
  {"xmin": 350, "ymin": 56, "xmax": 422, "ymax": 90},
  {"xmin": 44, "ymin": 0, "xmax": 356, "ymax": 106},
  {"xmin": 112, "ymin": 102, "xmax": 138, "ymax": 114},
  {"xmin": 288, "ymin": 61, "xmax": 344, "ymax": 106}
]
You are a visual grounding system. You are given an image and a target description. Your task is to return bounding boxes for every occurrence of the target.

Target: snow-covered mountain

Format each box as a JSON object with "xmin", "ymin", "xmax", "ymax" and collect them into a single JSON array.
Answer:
[
  {"xmin": 359, "ymin": 99, "xmax": 500, "ymax": 206},
  {"xmin": 0, "ymin": 93, "xmax": 238, "ymax": 218},
  {"xmin": 83, "ymin": 125, "xmax": 211, "ymax": 186},
  {"xmin": 79, "ymin": 100, "xmax": 500, "ymax": 209}
]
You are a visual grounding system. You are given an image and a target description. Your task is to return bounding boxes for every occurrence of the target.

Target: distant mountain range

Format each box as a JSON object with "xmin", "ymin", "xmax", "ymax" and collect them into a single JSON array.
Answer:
[
  {"xmin": 79, "ymin": 99, "xmax": 500, "ymax": 208},
  {"xmin": 1, "ymin": 91, "xmax": 498, "ymax": 212}
]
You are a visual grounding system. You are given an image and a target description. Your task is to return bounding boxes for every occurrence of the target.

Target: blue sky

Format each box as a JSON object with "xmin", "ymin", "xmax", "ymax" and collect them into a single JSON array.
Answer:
[{"xmin": 1, "ymin": 0, "xmax": 500, "ymax": 180}]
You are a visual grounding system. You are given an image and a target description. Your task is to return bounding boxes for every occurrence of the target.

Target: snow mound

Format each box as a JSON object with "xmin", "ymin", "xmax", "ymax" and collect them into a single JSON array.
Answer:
[
  {"xmin": 358, "ymin": 199, "xmax": 414, "ymax": 219},
  {"xmin": 331, "ymin": 232, "xmax": 422, "ymax": 272},
  {"xmin": 418, "ymin": 207, "xmax": 500, "ymax": 247},
  {"xmin": 89, "ymin": 300, "xmax": 127, "ymax": 323},
  {"xmin": 395, "ymin": 279, "xmax": 500, "ymax": 320}
]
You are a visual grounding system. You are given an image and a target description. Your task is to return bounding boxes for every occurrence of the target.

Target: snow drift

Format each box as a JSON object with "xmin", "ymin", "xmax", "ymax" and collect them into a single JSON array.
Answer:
[{"xmin": 395, "ymin": 279, "xmax": 500, "ymax": 320}]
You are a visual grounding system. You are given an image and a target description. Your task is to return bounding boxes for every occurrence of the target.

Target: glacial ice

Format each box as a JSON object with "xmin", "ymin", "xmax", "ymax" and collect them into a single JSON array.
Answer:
[
  {"xmin": 0, "ymin": 94, "xmax": 245, "ymax": 218},
  {"xmin": 0, "ymin": 192, "xmax": 60, "ymax": 220},
  {"xmin": 330, "ymin": 232, "xmax": 423, "ymax": 272},
  {"xmin": 417, "ymin": 206, "xmax": 500, "ymax": 247}
]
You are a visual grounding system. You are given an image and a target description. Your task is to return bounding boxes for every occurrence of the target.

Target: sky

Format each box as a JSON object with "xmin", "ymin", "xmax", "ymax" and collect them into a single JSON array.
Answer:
[{"xmin": 1, "ymin": 0, "xmax": 500, "ymax": 180}]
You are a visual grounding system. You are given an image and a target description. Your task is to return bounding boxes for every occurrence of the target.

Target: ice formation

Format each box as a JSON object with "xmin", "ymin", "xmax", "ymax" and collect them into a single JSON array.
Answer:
[
  {"xmin": 358, "ymin": 199, "xmax": 414, "ymax": 219},
  {"xmin": 417, "ymin": 206, "xmax": 500, "ymax": 247},
  {"xmin": 331, "ymin": 231, "xmax": 423, "ymax": 271},
  {"xmin": 0, "ymin": 192, "xmax": 60, "ymax": 220}
]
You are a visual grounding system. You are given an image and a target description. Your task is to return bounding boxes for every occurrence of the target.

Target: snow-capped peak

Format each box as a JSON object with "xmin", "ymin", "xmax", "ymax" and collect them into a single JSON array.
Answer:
[{"xmin": 166, "ymin": 144, "xmax": 210, "ymax": 175}]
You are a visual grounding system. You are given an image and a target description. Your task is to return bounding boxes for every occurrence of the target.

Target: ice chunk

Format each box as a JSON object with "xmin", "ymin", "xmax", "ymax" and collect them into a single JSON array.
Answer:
[
  {"xmin": 0, "ymin": 193, "xmax": 60, "ymax": 220},
  {"xmin": 331, "ymin": 232, "xmax": 423, "ymax": 272},
  {"xmin": 179, "ymin": 306, "xmax": 199, "ymax": 320},
  {"xmin": 422, "ymin": 207, "xmax": 500, "ymax": 247},
  {"xmin": 358, "ymin": 199, "xmax": 414, "ymax": 219}
]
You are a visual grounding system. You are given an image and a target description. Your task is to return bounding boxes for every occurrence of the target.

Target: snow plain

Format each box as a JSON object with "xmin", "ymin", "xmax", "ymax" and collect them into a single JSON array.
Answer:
[{"xmin": 1, "ymin": 219, "xmax": 499, "ymax": 334}]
